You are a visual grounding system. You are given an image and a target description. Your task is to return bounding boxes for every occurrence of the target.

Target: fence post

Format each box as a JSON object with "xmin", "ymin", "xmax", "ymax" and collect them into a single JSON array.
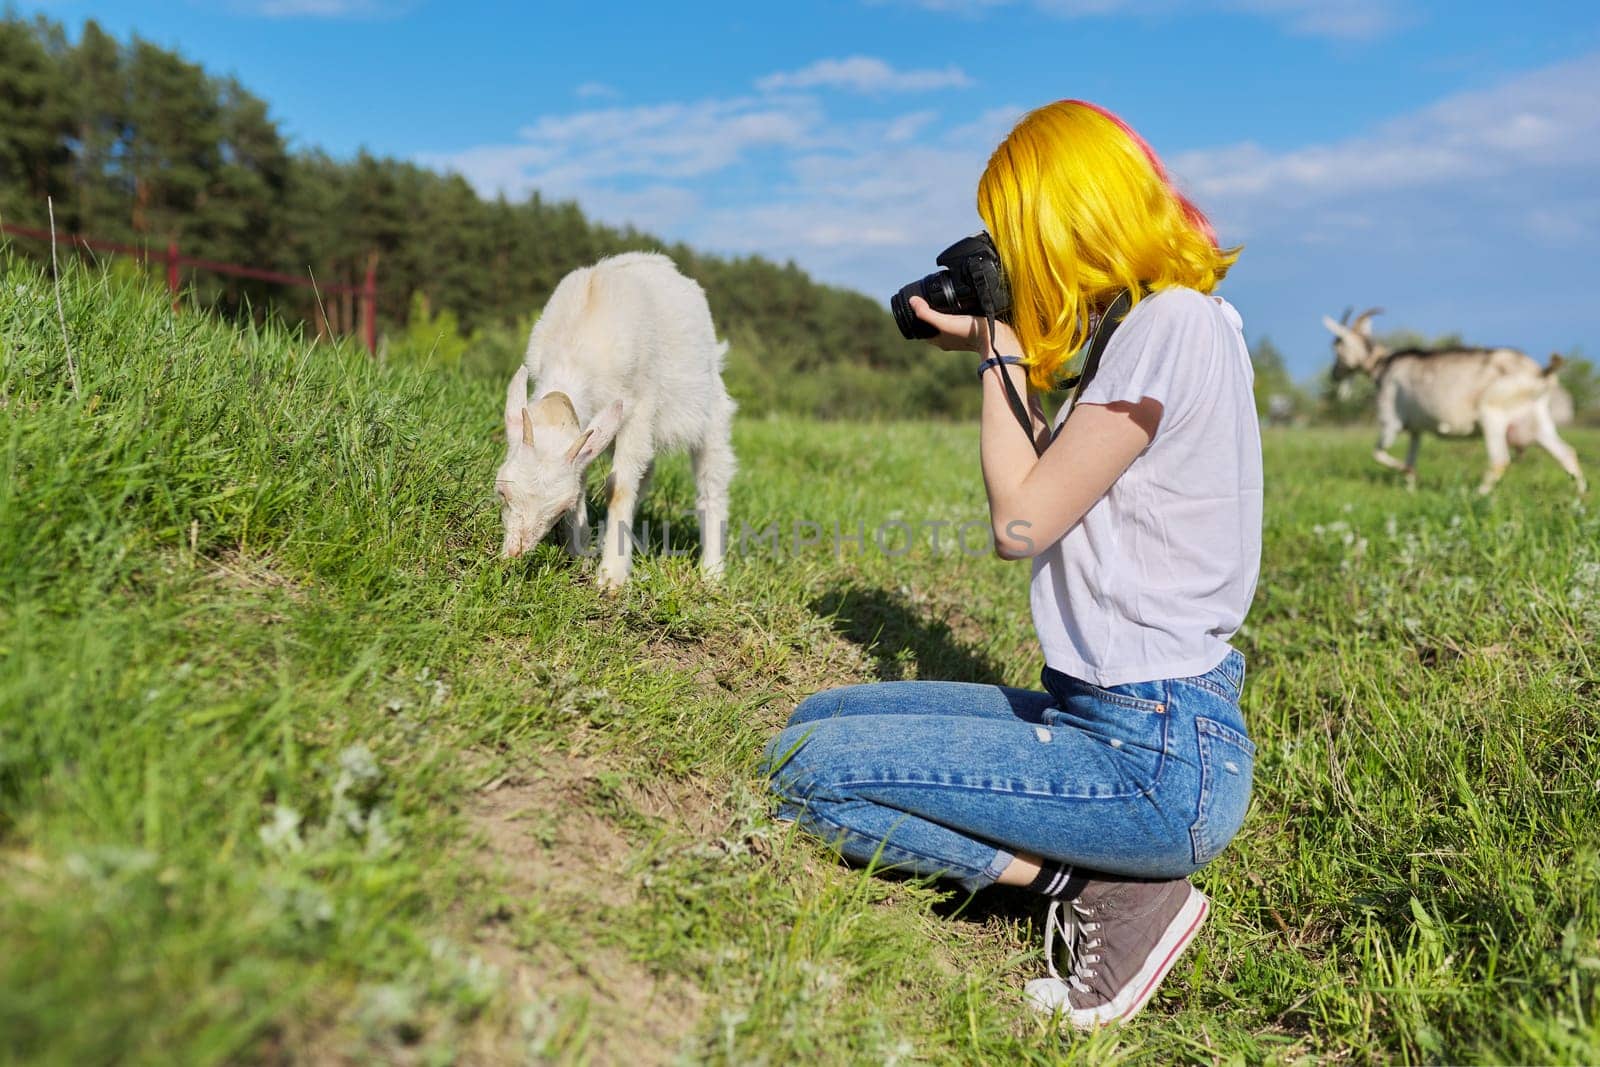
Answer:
[
  {"xmin": 166, "ymin": 240, "xmax": 180, "ymax": 312},
  {"xmin": 361, "ymin": 252, "xmax": 378, "ymax": 356}
]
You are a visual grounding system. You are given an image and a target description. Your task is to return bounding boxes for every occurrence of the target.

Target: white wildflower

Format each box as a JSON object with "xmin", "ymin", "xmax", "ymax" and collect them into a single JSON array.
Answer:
[
  {"xmin": 259, "ymin": 805, "xmax": 304, "ymax": 855},
  {"xmin": 337, "ymin": 744, "xmax": 380, "ymax": 784},
  {"xmin": 364, "ymin": 808, "xmax": 394, "ymax": 854},
  {"xmin": 884, "ymin": 1039, "xmax": 917, "ymax": 1067}
]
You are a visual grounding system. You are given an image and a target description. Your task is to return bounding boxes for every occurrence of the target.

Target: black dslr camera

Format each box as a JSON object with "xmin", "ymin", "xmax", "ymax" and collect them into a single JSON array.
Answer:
[{"xmin": 890, "ymin": 232, "xmax": 1013, "ymax": 340}]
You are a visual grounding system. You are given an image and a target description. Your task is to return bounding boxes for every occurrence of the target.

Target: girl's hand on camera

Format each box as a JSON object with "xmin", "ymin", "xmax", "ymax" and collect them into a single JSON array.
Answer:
[
  {"xmin": 908, "ymin": 296, "xmax": 1022, "ymax": 358},
  {"xmin": 907, "ymin": 295, "xmax": 982, "ymax": 353}
]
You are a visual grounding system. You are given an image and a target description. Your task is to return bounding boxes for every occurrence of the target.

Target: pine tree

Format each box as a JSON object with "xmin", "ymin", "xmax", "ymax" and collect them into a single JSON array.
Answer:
[
  {"xmin": 0, "ymin": 16, "xmax": 73, "ymax": 222},
  {"xmin": 65, "ymin": 19, "xmax": 126, "ymax": 237}
]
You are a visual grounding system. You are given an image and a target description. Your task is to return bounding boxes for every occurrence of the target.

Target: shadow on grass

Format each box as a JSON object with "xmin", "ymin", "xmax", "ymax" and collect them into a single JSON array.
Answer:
[
  {"xmin": 811, "ymin": 584, "xmax": 1010, "ymax": 686},
  {"xmin": 929, "ymin": 883, "xmax": 1048, "ymax": 929}
]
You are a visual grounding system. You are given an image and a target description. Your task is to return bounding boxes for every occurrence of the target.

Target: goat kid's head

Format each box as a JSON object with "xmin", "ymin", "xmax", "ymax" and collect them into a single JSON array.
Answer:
[
  {"xmin": 1321, "ymin": 307, "xmax": 1383, "ymax": 381},
  {"xmin": 495, "ymin": 366, "xmax": 624, "ymax": 559}
]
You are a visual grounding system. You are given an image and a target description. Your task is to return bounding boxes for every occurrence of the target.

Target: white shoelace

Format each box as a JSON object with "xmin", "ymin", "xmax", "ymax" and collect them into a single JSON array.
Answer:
[{"xmin": 1044, "ymin": 898, "xmax": 1104, "ymax": 994}]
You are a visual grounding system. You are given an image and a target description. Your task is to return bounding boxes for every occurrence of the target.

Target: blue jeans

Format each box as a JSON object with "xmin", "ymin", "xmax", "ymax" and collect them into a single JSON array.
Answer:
[{"xmin": 762, "ymin": 650, "xmax": 1255, "ymax": 893}]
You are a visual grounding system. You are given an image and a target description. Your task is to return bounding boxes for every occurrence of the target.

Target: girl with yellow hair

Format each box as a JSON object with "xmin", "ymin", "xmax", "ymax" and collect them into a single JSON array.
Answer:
[{"xmin": 765, "ymin": 101, "xmax": 1262, "ymax": 1028}]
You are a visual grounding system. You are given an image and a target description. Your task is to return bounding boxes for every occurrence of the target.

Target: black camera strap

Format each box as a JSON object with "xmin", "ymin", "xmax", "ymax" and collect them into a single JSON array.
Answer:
[
  {"xmin": 985, "ymin": 311, "xmax": 1043, "ymax": 455},
  {"xmin": 985, "ymin": 287, "xmax": 1136, "ymax": 456}
]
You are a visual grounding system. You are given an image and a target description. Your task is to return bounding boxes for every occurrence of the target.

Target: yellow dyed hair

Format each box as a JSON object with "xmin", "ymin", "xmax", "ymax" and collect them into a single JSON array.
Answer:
[{"xmin": 977, "ymin": 100, "xmax": 1241, "ymax": 391}]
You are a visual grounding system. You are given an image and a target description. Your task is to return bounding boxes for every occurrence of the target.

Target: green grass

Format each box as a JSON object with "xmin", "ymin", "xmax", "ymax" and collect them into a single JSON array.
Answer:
[{"xmin": 2, "ymin": 257, "xmax": 1598, "ymax": 1065}]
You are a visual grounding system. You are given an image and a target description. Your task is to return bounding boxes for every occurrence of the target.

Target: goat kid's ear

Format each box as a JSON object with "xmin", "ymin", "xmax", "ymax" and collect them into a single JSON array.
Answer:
[
  {"xmin": 504, "ymin": 365, "xmax": 530, "ymax": 444},
  {"xmin": 521, "ymin": 407, "xmax": 536, "ymax": 446},
  {"xmin": 565, "ymin": 400, "xmax": 624, "ymax": 467},
  {"xmin": 1321, "ymin": 315, "xmax": 1353, "ymax": 340},
  {"xmin": 528, "ymin": 390, "xmax": 581, "ymax": 434}
]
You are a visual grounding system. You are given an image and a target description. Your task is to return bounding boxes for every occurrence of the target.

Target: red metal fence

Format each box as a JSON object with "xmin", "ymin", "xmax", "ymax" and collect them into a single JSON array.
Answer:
[{"xmin": 0, "ymin": 220, "xmax": 378, "ymax": 354}]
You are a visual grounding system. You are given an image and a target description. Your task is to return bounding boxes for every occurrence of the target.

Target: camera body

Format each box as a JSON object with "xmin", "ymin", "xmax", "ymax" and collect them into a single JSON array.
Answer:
[{"xmin": 890, "ymin": 232, "xmax": 1013, "ymax": 340}]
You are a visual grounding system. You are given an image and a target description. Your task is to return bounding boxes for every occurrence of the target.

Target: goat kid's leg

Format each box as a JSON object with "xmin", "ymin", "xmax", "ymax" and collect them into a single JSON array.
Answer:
[
  {"xmin": 691, "ymin": 433, "xmax": 737, "ymax": 580},
  {"xmin": 1531, "ymin": 409, "xmax": 1587, "ymax": 494},
  {"xmin": 1477, "ymin": 411, "xmax": 1513, "ymax": 495},
  {"xmin": 1403, "ymin": 431, "xmax": 1422, "ymax": 491},
  {"xmin": 597, "ymin": 438, "xmax": 653, "ymax": 592},
  {"xmin": 636, "ymin": 459, "xmax": 656, "ymax": 503},
  {"xmin": 1372, "ymin": 419, "xmax": 1411, "ymax": 475},
  {"xmin": 564, "ymin": 501, "xmax": 591, "ymax": 557}
]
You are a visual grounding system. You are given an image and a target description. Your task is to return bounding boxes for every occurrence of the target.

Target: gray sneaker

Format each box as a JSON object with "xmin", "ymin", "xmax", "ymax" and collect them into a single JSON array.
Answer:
[{"xmin": 1025, "ymin": 876, "xmax": 1209, "ymax": 1028}]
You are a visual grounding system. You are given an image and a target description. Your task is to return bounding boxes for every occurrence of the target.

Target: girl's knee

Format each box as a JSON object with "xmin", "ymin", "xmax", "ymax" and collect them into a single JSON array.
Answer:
[
  {"xmin": 759, "ymin": 732, "xmax": 785, "ymax": 774},
  {"xmin": 788, "ymin": 684, "xmax": 863, "ymax": 726},
  {"xmin": 761, "ymin": 724, "xmax": 813, "ymax": 790},
  {"xmin": 762, "ymin": 722, "xmax": 853, "ymax": 808}
]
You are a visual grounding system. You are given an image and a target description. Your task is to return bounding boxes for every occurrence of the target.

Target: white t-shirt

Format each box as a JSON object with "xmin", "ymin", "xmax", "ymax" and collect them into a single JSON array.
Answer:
[{"xmin": 1029, "ymin": 287, "xmax": 1263, "ymax": 687}]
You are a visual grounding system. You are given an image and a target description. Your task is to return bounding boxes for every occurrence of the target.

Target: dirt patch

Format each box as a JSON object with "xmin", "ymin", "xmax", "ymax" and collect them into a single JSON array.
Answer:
[
  {"xmin": 644, "ymin": 637, "xmax": 724, "ymax": 691},
  {"xmin": 202, "ymin": 548, "xmax": 309, "ymax": 600},
  {"xmin": 460, "ymin": 754, "xmax": 706, "ymax": 1065},
  {"xmin": 472, "ymin": 759, "xmax": 638, "ymax": 906},
  {"xmin": 641, "ymin": 607, "xmax": 877, "ymax": 728}
]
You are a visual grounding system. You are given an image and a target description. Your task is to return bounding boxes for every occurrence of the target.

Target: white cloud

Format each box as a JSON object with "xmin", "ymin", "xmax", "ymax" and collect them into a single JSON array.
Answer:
[
  {"xmin": 228, "ymin": 0, "xmax": 402, "ymax": 16},
  {"xmin": 1223, "ymin": 0, "xmax": 1406, "ymax": 39},
  {"xmin": 883, "ymin": 0, "xmax": 1010, "ymax": 11},
  {"xmin": 894, "ymin": 0, "xmax": 1409, "ymax": 40},
  {"xmin": 1160, "ymin": 53, "xmax": 1600, "ymax": 372},
  {"xmin": 658, "ymin": 105, "xmax": 1023, "ymax": 299},
  {"xmin": 1171, "ymin": 52, "xmax": 1600, "ymax": 235},
  {"xmin": 576, "ymin": 185, "xmax": 704, "ymax": 234},
  {"xmin": 429, "ymin": 143, "xmax": 553, "ymax": 199},
  {"xmin": 884, "ymin": 110, "xmax": 940, "ymax": 143},
  {"xmin": 422, "ymin": 93, "xmax": 1018, "ymax": 303},
  {"xmin": 514, "ymin": 97, "xmax": 821, "ymax": 182},
  {"xmin": 422, "ymin": 95, "xmax": 827, "ymax": 206},
  {"xmin": 756, "ymin": 56, "xmax": 973, "ymax": 94},
  {"xmin": 1031, "ymin": 0, "xmax": 1149, "ymax": 13}
]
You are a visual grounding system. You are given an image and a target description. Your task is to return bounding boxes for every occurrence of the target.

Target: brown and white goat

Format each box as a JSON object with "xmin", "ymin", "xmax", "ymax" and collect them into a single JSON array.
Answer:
[{"xmin": 1321, "ymin": 308, "xmax": 1584, "ymax": 495}]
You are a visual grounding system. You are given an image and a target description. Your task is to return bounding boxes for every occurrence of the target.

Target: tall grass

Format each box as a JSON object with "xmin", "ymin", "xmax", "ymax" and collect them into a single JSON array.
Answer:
[{"xmin": 2, "ymin": 257, "xmax": 1598, "ymax": 1064}]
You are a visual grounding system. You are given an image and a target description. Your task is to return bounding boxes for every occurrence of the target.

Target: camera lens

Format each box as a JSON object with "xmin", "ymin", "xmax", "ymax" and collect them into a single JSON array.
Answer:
[
  {"xmin": 891, "ymin": 286, "xmax": 935, "ymax": 340},
  {"xmin": 890, "ymin": 272, "xmax": 960, "ymax": 340}
]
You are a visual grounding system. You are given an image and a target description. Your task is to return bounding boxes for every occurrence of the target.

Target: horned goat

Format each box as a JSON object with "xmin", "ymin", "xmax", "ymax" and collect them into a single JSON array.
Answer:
[
  {"xmin": 495, "ymin": 253, "xmax": 737, "ymax": 589},
  {"xmin": 1322, "ymin": 307, "xmax": 1584, "ymax": 495}
]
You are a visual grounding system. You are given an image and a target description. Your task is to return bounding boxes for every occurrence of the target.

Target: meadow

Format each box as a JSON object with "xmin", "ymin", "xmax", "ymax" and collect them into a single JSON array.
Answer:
[{"xmin": 2, "ymin": 260, "xmax": 1598, "ymax": 1065}]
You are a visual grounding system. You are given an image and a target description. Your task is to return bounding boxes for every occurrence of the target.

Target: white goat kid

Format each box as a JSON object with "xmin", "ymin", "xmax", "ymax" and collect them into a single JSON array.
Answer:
[
  {"xmin": 1321, "ymin": 308, "xmax": 1585, "ymax": 495},
  {"xmin": 495, "ymin": 252, "xmax": 737, "ymax": 589}
]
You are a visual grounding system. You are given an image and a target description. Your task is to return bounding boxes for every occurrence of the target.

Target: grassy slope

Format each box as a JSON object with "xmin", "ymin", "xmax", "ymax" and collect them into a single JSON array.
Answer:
[{"xmin": 2, "ymin": 260, "xmax": 1598, "ymax": 1065}]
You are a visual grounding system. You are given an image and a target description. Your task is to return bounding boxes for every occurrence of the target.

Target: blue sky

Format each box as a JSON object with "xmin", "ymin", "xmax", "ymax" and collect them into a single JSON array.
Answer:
[{"xmin": 22, "ymin": 0, "xmax": 1600, "ymax": 378}]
